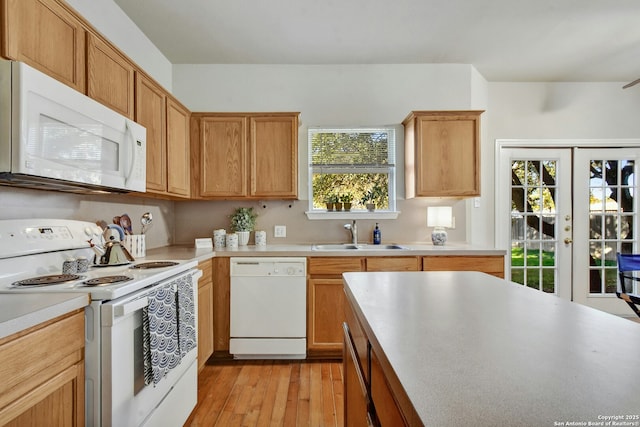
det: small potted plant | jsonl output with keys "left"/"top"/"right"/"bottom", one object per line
{"left": 340, "top": 193, "right": 354, "bottom": 211}
{"left": 361, "top": 185, "right": 383, "bottom": 211}
{"left": 325, "top": 194, "right": 338, "bottom": 211}
{"left": 229, "top": 207, "right": 258, "bottom": 245}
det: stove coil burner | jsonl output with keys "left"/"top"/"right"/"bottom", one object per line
{"left": 12, "top": 274, "right": 81, "bottom": 287}
{"left": 83, "top": 275, "right": 133, "bottom": 286}
{"left": 131, "top": 261, "right": 179, "bottom": 269}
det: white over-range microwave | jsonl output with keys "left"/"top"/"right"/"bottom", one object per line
{"left": 0, "top": 60, "right": 146, "bottom": 193}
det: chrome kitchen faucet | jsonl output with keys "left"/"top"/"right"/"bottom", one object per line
{"left": 344, "top": 220, "right": 358, "bottom": 245}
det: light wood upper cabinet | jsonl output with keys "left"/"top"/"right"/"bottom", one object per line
{"left": 403, "top": 110, "right": 483, "bottom": 198}
{"left": 250, "top": 115, "right": 298, "bottom": 198}
{"left": 135, "top": 72, "right": 167, "bottom": 193}
{"left": 166, "top": 97, "right": 191, "bottom": 197}
{"left": 2, "top": 0, "right": 86, "bottom": 92}
{"left": 87, "top": 32, "right": 135, "bottom": 119}
{"left": 191, "top": 113, "right": 299, "bottom": 199}
{"left": 194, "top": 115, "right": 248, "bottom": 198}
{"left": 135, "top": 74, "right": 190, "bottom": 198}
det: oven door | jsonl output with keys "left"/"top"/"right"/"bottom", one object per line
{"left": 100, "top": 268, "right": 200, "bottom": 427}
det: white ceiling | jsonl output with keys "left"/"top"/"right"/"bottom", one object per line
{"left": 113, "top": 0, "right": 640, "bottom": 83}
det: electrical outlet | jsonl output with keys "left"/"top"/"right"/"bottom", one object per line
{"left": 274, "top": 225, "right": 286, "bottom": 237}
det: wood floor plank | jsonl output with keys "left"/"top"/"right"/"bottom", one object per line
{"left": 308, "top": 362, "right": 324, "bottom": 426}
{"left": 255, "top": 363, "right": 282, "bottom": 427}
{"left": 243, "top": 362, "right": 273, "bottom": 426}
{"left": 186, "top": 360, "right": 343, "bottom": 427}
{"left": 331, "top": 362, "right": 344, "bottom": 426}
{"left": 296, "top": 362, "right": 311, "bottom": 426}
{"left": 187, "top": 363, "right": 243, "bottom": 426}
{"left": 283, "top": 363, "right": 300, "bottom": 426}
{"left": 271, "top": 363, "right": 293, "bottom": 425}
{"left": 321, "top": 363, "right": 336, "bottom": 426}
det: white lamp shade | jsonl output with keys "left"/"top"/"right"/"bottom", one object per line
{"left": 427, "top": 206, "right": 453, "bottom": 228}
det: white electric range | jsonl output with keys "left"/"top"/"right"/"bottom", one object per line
{"left": 0, "top": 219, "right": 201, "bottom": 427}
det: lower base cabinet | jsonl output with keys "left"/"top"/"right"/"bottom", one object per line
{"left": 308, "top": 257, "right": 419, "bottom": 358}
{"left": 370, "top": 349, "right": 406, "bottom": 427}
{"left": 197, "top": 259, "right": 214, "bottom": 369}
{"left": 343, "top": 323, "right": 373, "bottom": 427}
{"left": 0, "top": 310, "right": 85, "bottom": 426}
{"left": 344, "top": 299, "right": 408, "bottom": 427}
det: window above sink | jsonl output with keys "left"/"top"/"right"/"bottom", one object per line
{"left": 307, "top": 126, "right": 399, "bottom": 219}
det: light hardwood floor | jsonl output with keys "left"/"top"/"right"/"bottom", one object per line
{"left": 186, "top": 360, "right": 344, "bottom": 427}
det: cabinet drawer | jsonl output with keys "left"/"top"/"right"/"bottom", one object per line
{"left": 423, "top": 255, "right": 504, "bottom": 276}
{"left": 308, "top": 257, "right": 364, "bottom": 275}
{"left": 366, "top": 257, "right": 420, "bottom": 272}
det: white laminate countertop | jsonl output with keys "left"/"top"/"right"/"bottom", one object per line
{"left": 151, "top": 242, "right": 505, "bottom": 258}
{"left": 343, "top": 271, "right": 640, "bottom": 426}
{"left": 0, "top": 244, "right": 502, "bottom": 341}
{"left": 0, "top": 293, "right": 89, "bottom": 340}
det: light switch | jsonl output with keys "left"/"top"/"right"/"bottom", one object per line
{"left": 274, "top": 225, "right": 286, "bottom": 237}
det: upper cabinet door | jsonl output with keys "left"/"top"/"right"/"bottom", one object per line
{"left": 193, "top": 113, "right": 299, "bottom": 200}
{"left": 166, "top": 97, "right": 191, "bottom": 197}
{"left": 198, "top": 116, "right": 247, "bottom": 198}
{"left": 249, "top": 114, "right": 298, "bottom": 199}
{"left": 404, "top": 110, "right": 483, "bottom": 198}
{"left": 2, "top": 0, "right": 86, "bottom": 92}
{"left": 135, "top": 72, "right": 167, "bottom": 193}
{"left": 86, "top": 33, "right": 135, "bottom": 119}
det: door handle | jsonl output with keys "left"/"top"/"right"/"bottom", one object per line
{"left": 114, "top": 296, "right": 148, "bottom": 317}
{"left": 564, "top": 237, "right": 573, "bottom": 244}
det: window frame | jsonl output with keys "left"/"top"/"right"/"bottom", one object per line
{"left": 305, "top": 126, "right": 400, "bottom": 220}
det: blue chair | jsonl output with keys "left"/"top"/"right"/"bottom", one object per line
{"left": 616, "top": 253, "right": 640, "bottom": 318}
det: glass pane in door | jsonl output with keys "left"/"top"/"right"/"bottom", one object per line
{"left": 510, "top": 160, "right": 558, "bottom": 294}
{"left": 587, "top": 159, "right": 636, "bottom": 295}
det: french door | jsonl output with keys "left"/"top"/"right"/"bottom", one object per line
{"left": 497, "top": 143, "right": 640, "bottom": 315}
{"left": 573, "top": 148, "right": 639, "bottom": 313}
{"left": 497, "top": 148, "right": 573, "bottom": 300}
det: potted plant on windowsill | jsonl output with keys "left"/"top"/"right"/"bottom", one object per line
{"left": 230, "top": 207, "right": 258, "bottom": 245}
{"left": 361, "top": 185, "right": 383, "bottom": 212}
{"left": 340, "top": 193, "right": 354, "bottom": 211}
{"left": 325, "top": 194, "right": 338, "bottom": 211}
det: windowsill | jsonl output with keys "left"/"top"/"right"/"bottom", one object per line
{"left": 305, "top": 210, "right": 400, "bottom": 220}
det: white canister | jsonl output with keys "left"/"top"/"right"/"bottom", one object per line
{"left": 213, "top": 229, "right": 226, "bottom": 248}
{"left": 255, "top": 230, "right": 267, "bottom": 246}
{"left": 123, "top": 234, "right": 146, "bottom": 258}
{"left": 226, "top": 233, "right": 238, "bottom": 249}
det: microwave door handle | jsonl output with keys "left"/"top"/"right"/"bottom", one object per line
{"left": 124, "top": 121, "right": 136, "bottom": 186}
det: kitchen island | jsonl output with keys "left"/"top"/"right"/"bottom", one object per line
{"left": 343, "top": 271, "right": 640, "bottom": 426}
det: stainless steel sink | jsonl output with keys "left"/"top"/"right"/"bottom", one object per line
{"left": 311, "top": 243, "right": 407, "bottom": 251}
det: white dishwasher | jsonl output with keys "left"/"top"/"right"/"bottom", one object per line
{"left": 230, "top": 257, "right": 307, "bottom": 359}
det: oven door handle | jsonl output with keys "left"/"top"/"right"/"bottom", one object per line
{"left": 114, "top": 296, "right": 149, "bottom": 317}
